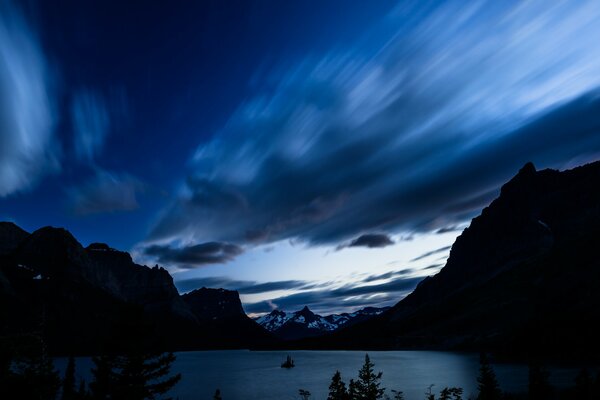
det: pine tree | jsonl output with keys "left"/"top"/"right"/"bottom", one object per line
{"left": 62, "top": 356, "right": 76, "bottom": 400}
{"left": 13, "top": 347, "right": 61, "bottom": 400}
{"left": 328, "top": 370, "right": 349, "bottom": 400}
{"left": 354, "top": 354, "right": 385, "bottom": 400}
{"left": 425, "top": 384, "right": 435, "bottom": 400}
{"left": 528, "top": 362, "right": 550, "bottom": 400}
{"left": 575, "top": 369, "right": 593, "bottom": 400}
{"left": 0, "top": 332, "right": 60, "bottom": 399}
{"left": 90, "top": 355, "right": 117, "bottom": 399}
{"left": 77, "top": 379, "right": 89, "bottom": 399}
{"left": 213, "top": 388, "right": 222, "bottom": 400}
{"left": 390, "top": 389, "right": 404, "bottom": 400}
{"left": 299, "top": 388, "right": 311, "bottom": 400}
{"left": 476, "top": 353, "right": 501, "bottom": 400}
{"left": 112, "top": 351, "right": 181, "bottom": 400}
{"left": 439, "top": 387, "right": 463, "bottom": 400}
{"left": 349, "top": 379, "right": 358, "bottom": 400}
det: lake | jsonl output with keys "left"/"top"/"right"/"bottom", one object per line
{"left": 55, "top": 350, "right": 585, "bottom": 399}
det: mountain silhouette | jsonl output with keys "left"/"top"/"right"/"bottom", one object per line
{"left": 0, "top": 224, "right": 271, "bottom": 354}
{"left": 303, "top": 161, "right": 600, "bottom": 361}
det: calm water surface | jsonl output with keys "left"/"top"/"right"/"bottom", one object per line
{"left": 55, "top": 350, "right": 583, "bottom": 399}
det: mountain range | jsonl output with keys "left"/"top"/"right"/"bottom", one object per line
{"left": 255, "top": 306, "right": 389, "bottom": 340}
{"left": 0, "top": 225, "right": 271, "bottom": 354}
{"left": 2, "top": 160, "right": 600, "bottom": 360}
{"left": 302, "top": 161, "right": 600, "bottom": 361}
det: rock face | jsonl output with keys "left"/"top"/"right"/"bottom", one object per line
{"left": 182, "top": 288, "right": 272, "bottom": 346}
{"left": 0, "top": 222, "right": 29, "bottom": 256}
{"left": 256, "top": 306, "right": 389, "bottom": 340}
{"left": 0, "top": 225, "right": 270, "bottom": 354}
{"left": 315, "top": 161, "right": 600, "bottom": 361}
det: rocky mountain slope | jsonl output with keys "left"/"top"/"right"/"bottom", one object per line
{"left": 0, "top": 224, "right": 271, "bottom": 354}
{"left": 256, "top": 306, "right": 388, "bottom": 340}
{"left": 308, "top": 161, "right": 600, "bottom": 361}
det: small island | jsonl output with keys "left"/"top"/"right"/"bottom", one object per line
{"left": 281, "top": 355, "right": 295, "bottom": 369}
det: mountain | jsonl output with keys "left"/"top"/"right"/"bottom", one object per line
{"left": 182, "top": 288, "right": 272, "bottom": 346}
{"left": 309, "top": 161, "right": 600, "bottom": 361}
{"left": 256, "top": 306, "right": 389, "bottom": 340}
{"left": 0, "top": 224, "right": 270, "bottom": 354}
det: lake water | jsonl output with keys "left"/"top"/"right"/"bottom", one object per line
{"left": 55, "top": 350, "right": 585, "bottom": 399}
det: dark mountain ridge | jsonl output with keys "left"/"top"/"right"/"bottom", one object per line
{"left": 302, "top": 161, "right": 600, "bottom": 361}
{"left": 0, "top": 224, "right": 271, "bottom": 354}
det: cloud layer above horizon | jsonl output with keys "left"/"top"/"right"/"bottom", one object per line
{"left": 145, "top": 1, "right": 600, "bottom": 269}
{"left": 0, "top": 1, "right": 59, "bottom": 197}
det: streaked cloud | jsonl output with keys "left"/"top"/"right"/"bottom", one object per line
{"left": 244, "top": 276, "right": 425, "bottom": 314}
{"left": 0, "top": 1, "right": 59, "bottom": 196}
{"left": 71, "top": 89, "right": 110, "bottom": 162}
{"left": 70, "top": 88, "right": 127, "bottom": 163}
{"left": 143, "top": 241, "right": 244, "bottom": 268}
{"left": 175, "top": 276, "right": 313, "bottom": 294}
{"left": 68, "top": 170, "right": 142, "bottom": 215}
{"left": 148, "top": 1, "right": 600, "bottom": 253}
{"left": 343, "top": 233, "right": 395, "bottom": 249}
{"left": 410, "top": 245, "right": 452, "bottom": 262}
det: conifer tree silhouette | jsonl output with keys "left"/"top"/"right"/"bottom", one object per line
{"left": 328, "top": 370, "right": 349, "bottom": 400}
{"left": 354, "top": 354, "right": 384, "bottom": 400}
{"left": 62, "top": 356, "right": 76, "bottom": 400}
{"left": 476, "top": 353, "right": 501, "bottom": 400}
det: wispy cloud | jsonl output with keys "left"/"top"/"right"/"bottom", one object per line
{"left": 0, "top": 1, "right": 59, "bottom": 196}
{"left": 68, "top": 170, "right": 142, "bottom": 215}
{"left": 148, "top": 1, "right": 600, "bottom": 251}
{"left": 71, "top": 89, "right": 110, "bottom": 162}
{"left": 410, "top": 245, "right": 452, "bottom": 262}
{"left": 244, "top": 276, "right": 425, "bottom": 314}
{"left": 143, "top": 242, "right": 243, "bottom": 269}
{"left": 337, "top": 233, "right": 395, "bottom": 250}
{"left": 174, "top": 276, "right": 313, "bottom": 294}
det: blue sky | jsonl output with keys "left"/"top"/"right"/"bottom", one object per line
{"left": 2, "top": 0, "right": 600, "bottom": 315}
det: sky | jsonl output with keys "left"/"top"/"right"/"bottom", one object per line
{"left": 2, "top": 0, "right": 600, "bottom": 315}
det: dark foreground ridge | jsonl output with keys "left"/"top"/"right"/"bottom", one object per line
{"left": 0, "top": 225, "right": 273, "bottom": 354}
{"left": 298, "top": 161, "right": 600, "bottom": 361}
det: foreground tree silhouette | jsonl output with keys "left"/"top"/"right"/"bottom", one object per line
{"left": 349, "top": 379, "right": 358, "bottom": 399}
{"left": 90, "top": 355, "right": 117, "bottom": 399}
{"left": 328, "top": 370, "right": 349, "bottom": 400}
{"left": 439, "top": 387, "right": 463, "bottom": 400}
{"left": 0, "top": 332, "right": 61, "bottom": 399}
{"left": 476, "top": 353, "right": 501, "bottom": 400}
{"left": 528, "top": 362, "right": 551, "bottom": 400}
{"left": 62, "top": 356, "right": 77, "bottom": 400}
{"left": 574, "top": 369, "right": 595, "bottom": 400}
{"left": 89, "top": 311, "right": 181, "bottom": 400}
{"left": 354, "top": 354, "right": 384, "bottom": 400}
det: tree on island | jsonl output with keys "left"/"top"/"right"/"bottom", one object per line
{"left": 354, "top": 354, "right": 384, "bottom": 400}
{"left": 476, "top": 353, "right": 501, "bottom": 400}
{"left": 213, "top": 388, "right": 222, "bottom": 400}
{"left": 328, "top": 370, "right": 349, "bottom": 400}
{"left": 299, "top": 388, "right": 311, "bottom": 399}
{"left": 389, "top": 389, "right": 404, "bottom": 400}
